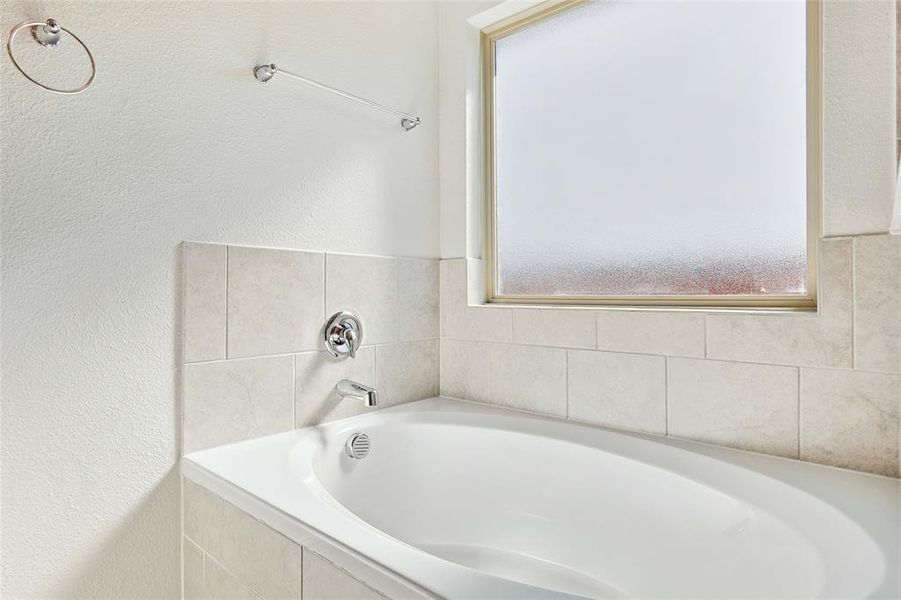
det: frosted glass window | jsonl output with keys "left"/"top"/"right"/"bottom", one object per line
{"left": 488, "top": 1, "right": 814, "bottom": 305}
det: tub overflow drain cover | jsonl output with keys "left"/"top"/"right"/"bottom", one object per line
{"left": 345, "top": 433, "right": 370, "bottom": 460}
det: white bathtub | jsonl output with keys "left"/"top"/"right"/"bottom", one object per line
{"left": 183, "top": 397, "right": 900, "bottom": 599}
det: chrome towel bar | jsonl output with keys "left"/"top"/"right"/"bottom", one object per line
{"left": 253, "top": 63, "right": 420, "bottom": 131}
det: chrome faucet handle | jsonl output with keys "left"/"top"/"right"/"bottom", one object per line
{"left": 324, "top": 311, "right": 363, "bottom": 360}
{"left": 344, "top": 328, "right": 357, "bottom": 359}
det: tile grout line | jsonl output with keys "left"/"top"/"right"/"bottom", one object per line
{"left": 322, "top": 252, "right": 329, "bottom": 330}
{"left": 435, "top": 337, "right": 826, "bottom": 370}
{"left": 179, "top": 246, "right": 189, "bottom": 596}
{"left": 186, "top": 350, "right": 319, "bottom": 365}
{"left": 395, "top": 256, "right": 401, "bottom": 349}
{"left": 436, "top": 263, "right": 442, "bottom": 395}
{"left": 703, "top": 314, "right": 709, "bottom": 357}
{"left": 664, "top": 356, "right": 669, "bottom": 436}
{"left": 211, "top": 240, "right": 430, "bottom": 261}
{"left": 180, "top": 481, "right": 187, "bottom": 598}
{"left": 437, "top": 336, "right": 901, "bottom": 374}
{"left": 564, "top": 349, "right": 569, "bottom": 419}
{"left": 184, "top": 340, "right": 442, "bottom": 367}
{"left": 437, "top": 261, "right": 443, "bottom": 397}
{"left": 292, "top": 354, "right": 297, "bottom": 429}
{"left": 225, "top": 245, "right": 230, "bottom": 360}
{"left": 850, "top": 237, "right": 857, "bottom": 370}
{"left": 202, "top": 549, "right": 265, "bottom": 598}
{"left": 200, "top": 545, "right": 206, "bottom": 595}
{"left": 182, "top": 534, "right": 207, "bottom": 595}
{"left": 182, "top": 532, "right": 205, "bottom": 551}
{"left": 797, "top": 368, "right": 802, "bottom": 460}
{"left": 374, "top": 344, "right": 380, "bottom": 391}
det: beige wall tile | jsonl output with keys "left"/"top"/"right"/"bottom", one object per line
{"left": 512, "top": 309, "right": 596, "bottom": 349}
{"left": 706, "top": 239, "right": 853, "bottom": 368}
{"left": 854, "top": 235, "right": 901, "bottom": 373}
{"left": 595, "top": 311, "right": 705, "bottom": 357}
{"left": 184, "top": 243, "right": 227, "bottom": 362}
{"left": 183, "top": 480, "right": 302, "bottom": 600}
{"left": 801, "top": 368, "right": 900, "bottom": 477}
{"left": 667, "top": 358, "right": 799, "bottom": 457}
{"left": 294, "top": 348, "right": 376, "bottom": 428}
{"left": 398, "top": 258, "right": 439, "bottom": 340}
{"left": 440, "top": 260, "right": 512, "bottom": 342}
{"left": 326, "top": 254, "right": 398, "bottom": 345}
{"left": 567, "top": 350, "right": 666, "bottom": 434}
{"left": 184, "top": 355, "right": 294, "bottom": 452}
{"left": 376, "top": 341, "right": 438, "bottom": 406}
{"left": 184, "top": 479, "right": 226, "bottom": 560}
{"left": 440, "top": 339, "right": 566, "bottom": 416}
{"left": 443, "top": 304, "right": 514, "bottom": 342}
{"left": 303, "top": 550, "right": 384, "bottom": 600}
{"left": 227, "top": 246, "right": 324, "bottom": 358}
{"left": 203, "top": 557, "right": 262, "bottom": 600}
{"left": 439, "top": 339, "right": 492, "bottom": 403}
{"left": 183, "top": 537, "right": 204, "bottom": 600}
{"left": 491, "top": 343, "right": 566, "bottom": 416}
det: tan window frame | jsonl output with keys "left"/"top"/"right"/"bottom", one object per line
{"left": 481, "top": 0, "right": 822, "bottom": 309}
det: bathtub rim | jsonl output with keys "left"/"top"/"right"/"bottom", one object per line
{"left": 182, "top": 396, "right": 901, "bottom": 599}
{"left": 181, "top": 461, "right": 439, "bottom": 599}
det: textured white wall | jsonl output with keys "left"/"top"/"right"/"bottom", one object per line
{"left": 0, "top": 2, "right": 438, "bottom": 597}
{"left": 438, "top": 0, "right": 500, "bottom": 258}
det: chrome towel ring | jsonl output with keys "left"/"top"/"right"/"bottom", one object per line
{"left": 6, "top": 19, "right": 96, "bottom": 95}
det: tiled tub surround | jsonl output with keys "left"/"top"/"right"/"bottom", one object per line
{"left": 182, "top": 242, "right": 438, "bottom": 599}
{"left": 440, "top": 235, "right": 901, "bottom": 478}
{"left": 182, "top": 242, "right": 439, "bottom": 453}
{"left": 183, "top": 479, "right": 391, "bottom": 600}
{"left": 179, "top": 237, "right": 899, "bottom": 599}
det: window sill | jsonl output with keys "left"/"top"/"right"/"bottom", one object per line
{"left": 480, "top": 300, "right": 819, "bottom": 316}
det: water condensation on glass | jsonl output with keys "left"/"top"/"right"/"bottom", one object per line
{"left": 494, "top": 1, "right": 808, "bottom": 297}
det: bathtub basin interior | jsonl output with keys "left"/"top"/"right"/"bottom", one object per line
{"left": 313, "top": 429, "right": 817, "bottom": 598}
{"left": 184, "top": 397, "right": 900, "bottom": 600}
